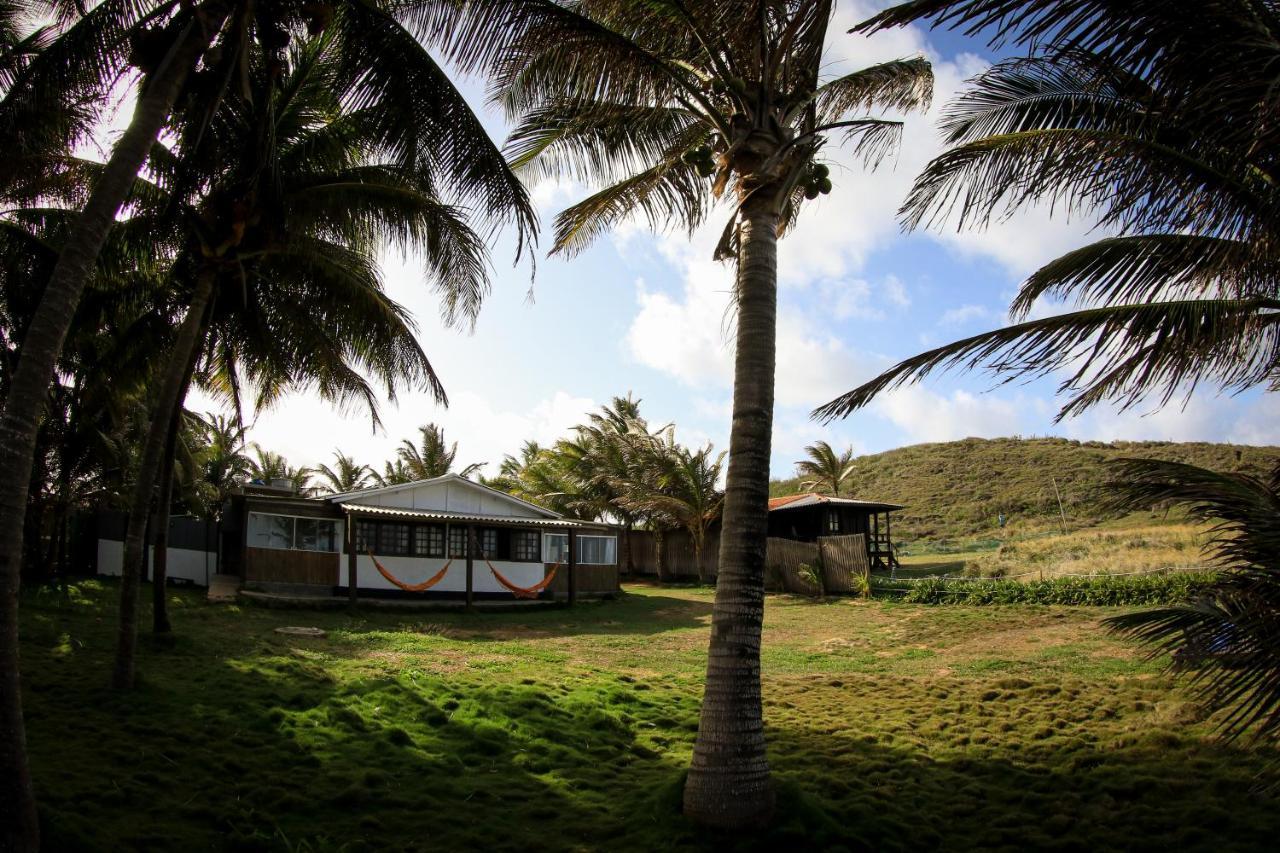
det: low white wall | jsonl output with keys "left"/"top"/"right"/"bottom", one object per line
{"left": 96, "top": 540, "right": 216, "bottom": 587}
{"left": 354, "top": 554, "right": 546, "bottom": 594}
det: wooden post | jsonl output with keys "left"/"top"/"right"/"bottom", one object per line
{"left": 873, "top": 512, "right": 880, "bottom": 568}
{"left": 465, "top": 525, "right": 475, "bottom": 611}
{"left": 565, "top": 525, "right": 576, "bottom": 604}
{"left": 885, "top": 511, "right": 893, "bottom": 569}
{"left": 346, "top": 514, "right": 357, "bottom": 605}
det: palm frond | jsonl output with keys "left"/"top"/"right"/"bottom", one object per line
{"left": 903, "top": 126, "right": 1264, "bottom": 243}
{"left": 814, "top": 57, "right": 933, "bottom": 123}
{"left": 332, "top": 0, "right": 538, "bottom": 252}
{"left": 1102, "top": 456, "right": 1280, "bottom": 741}
{"left": 551, "top": 155, "right": 709, "bottom": 256}
{"left": 505, "top": 98, "right": 705, "bottom": 185}
{"left": 814, "top": 298, "right": 1280, "bottom": 423}
{"left": 1009, "top": 234, "right": 1266, "bottom": 320}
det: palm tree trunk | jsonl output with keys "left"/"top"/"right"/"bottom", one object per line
{"left": 151, "top": 398, "right": 186, "bottom": 635}
{"left": 693, "top": 537, "right": 705, "bottom": 585}
{"left": 114, "top": 270, "right": 215, "bottom": 688}
{"left": 683, "top": 207, "right": 778, "bottom": 828}
{"left": 0, "top": 10, "right": 226, "bottom": 844}
{"left": 622, "top": 521, "right": 634, "bottom": 576}
{"left": 654, "top": 527, "right": 666, "bottom": 583}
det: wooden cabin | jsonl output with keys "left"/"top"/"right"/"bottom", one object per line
{"left": 626, "top": 492, "right": 904, "bottom": 577}
{"left": 767, "top": 494, "right": 902, "bottom": 570}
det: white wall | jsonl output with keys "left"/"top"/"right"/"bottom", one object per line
{"left": 352, "top": 553, "right": 548, "bottom": 594}
{"left": 349, "top": 480, "right": 545, "bottom": 518}
{"left": 96, "top": 540, "right": 216, "bottom": 587}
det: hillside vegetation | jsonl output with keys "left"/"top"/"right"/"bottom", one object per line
{"left": 771, "top": 437, "right": 1280, "bottom": 545}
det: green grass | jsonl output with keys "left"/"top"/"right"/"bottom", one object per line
{"left": 20, "top": 579, "right": 1280, "bottom": 851}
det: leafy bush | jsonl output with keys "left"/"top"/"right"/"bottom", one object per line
{"left": 874, "top": 572, "right": 1218, "bottom": 606}
{"left": 796, "top": 562, "right": 823, "bottom": 596}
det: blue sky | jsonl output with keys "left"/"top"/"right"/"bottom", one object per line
{"left": 206, "top": 1, "right": 1280, "bottom": 481}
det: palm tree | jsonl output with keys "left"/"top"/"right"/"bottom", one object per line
{"left": 572, "top": 396, "right": 659, "bottom": 574}
{"left": 247, "top": 445, "right": 313, "bottom": 493}
{"left": 192, "top": 413, "right": 249, "bottom": 518}
{"left": 819, "top": 3, "right": 1280, "bottom": 424}
{"left": 795, "top": 441, "right": 856, "bottom": 496}
{"left": 316, "top": 451, "right": 373, "bottom": 494}
{"left": 1104, "top": 458, "right": 1280, "bottom": 745}
{"left": 486, "top": 1, "right": 932, "bottom": 824}
{"left": 395, "top": 423, "right": 483, "bottom": 480}
{"left": 486, "top": 440, "right": 598, "bottom": 519}
{"left": 370, "top": 457, "right": 413, "bottom": 488}
{"left": 621, "top": 440, "right": 726, "bottom": 584}
{"left": 108, "top": 28, "right": 517, "bottom": 684}
{"left": 0, "top": 8, "right": 536, "bottom": 840}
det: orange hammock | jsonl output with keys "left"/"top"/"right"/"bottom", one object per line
{"left": 486, "top": 560, "right": 560, "bottom": 599}
{"left": 367, "top": 551, "right": 452, "bottom": 593}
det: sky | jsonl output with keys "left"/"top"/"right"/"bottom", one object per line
{"left": 193, "top": 1, "right": 1280, "bottom": 481}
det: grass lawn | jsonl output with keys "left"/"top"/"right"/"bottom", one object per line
{"left": 20, "top": 580, "right": 1279, "bottom": 851}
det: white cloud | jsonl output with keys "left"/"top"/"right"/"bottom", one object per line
{"left": 625, "top": 268, "right": 736, "bottom": 389}
{"left": 624, "top": 268, "right": 888, "bottom": 409}
{"left": 885, "top": 275, "right": 911, "bottom": 308}
{"left": 1060, "top": 394, "right": 1280, "bottom": 446}
{"left": 871, "top": 386, "right": 1025, "bottom": 443}
{"left": 939, "top": 303, "right": 993, "bottom": 326}
{"left": 194, "top": 387, "right": 595, "bottom": 479}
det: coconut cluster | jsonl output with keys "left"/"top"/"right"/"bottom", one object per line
{"left": 802, "top": 163, "right": 832, "bottom": 199}
{"left": 680, "top": 146, "right": 717, "bottom": 177}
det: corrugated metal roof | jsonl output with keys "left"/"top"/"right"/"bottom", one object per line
{"left": 341, "top": 504, "right": 597, "bottom": 527}
{"left": 768, "top": 493, "right": 904, "bottom": 511}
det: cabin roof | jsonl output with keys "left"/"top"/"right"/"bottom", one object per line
{"left": 768, "top": 493, "right": 904, "bottom": 512}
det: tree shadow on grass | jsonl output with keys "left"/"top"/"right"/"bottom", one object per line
{"left": 764, "top": 718, "right": 1280, "bottom": 852}
{"left": 329, "top": 588, "right": 716, "bottom": 641}
{"left": 26, "top": 581, "right": 1279, "bottom": 852}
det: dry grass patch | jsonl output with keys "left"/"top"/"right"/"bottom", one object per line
{"left": 967, "top": 524, "right": 1209, "bottom": 579}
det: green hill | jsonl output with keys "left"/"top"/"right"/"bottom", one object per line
{"left": 770, "top": 437, "right": 1280, "bottom": 545}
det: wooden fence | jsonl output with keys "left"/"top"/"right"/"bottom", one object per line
{"left": 764, "top": 534, "right": 869, "bottom": 597}
{"left": 818, "top": 534, "right": 870, "bottom": 594}
{"left": 626, "top": 528, "right": 717, "bottom": 580}
{"left": 629, "top": 529, "right": 870, "bottom": 597}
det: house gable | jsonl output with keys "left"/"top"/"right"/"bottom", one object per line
{"left": 330, "top": 475, "right": 559, "bottom": 519}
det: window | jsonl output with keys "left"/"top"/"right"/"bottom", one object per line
{"left": 579, "top": 535, "right": 617, "bottom": 565}
{"left": 542, "top": 533, "right": 616, "bottom": 565}
{"left": 354, "top": 520, "right": 377, "bottom": 552}
{"left": 448, "top": 526, "right": 469, "bottom": 558}
{"left": 414, "top": 524, "right": 445, "bottom": 557}
{"left": 512, "top": 530, "right": 540, "bottom": 562}
{"left": 249, "top": 513, "right": 294, "bottom": 550}
{"left": 248, "top": 512, "right": 340, "bottom": 553}
{"left": 826, "top": 511, "right": 841, "bottom": 534}
{"left": 545, "top": 533, "right": 568, "bottom": 564}
{"left": 296, "top": 518, "right": 338, "bottom": 552}
{"left": 476, "top": 528, "right": 500, "bottom": 559}
{"left": 379, "top": 523, "right": 411, "bottom": 556}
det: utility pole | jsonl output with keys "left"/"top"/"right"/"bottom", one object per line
{"left": 1051, "top": 477, "right": 1068, "bottom": 535}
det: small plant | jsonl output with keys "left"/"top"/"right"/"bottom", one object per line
{"left": 796, "top": 563, "right": 825, "bottom": 599}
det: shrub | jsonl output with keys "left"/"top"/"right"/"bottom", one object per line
{"left": 874, "top": 572, "right": 1218, "bottom": 606}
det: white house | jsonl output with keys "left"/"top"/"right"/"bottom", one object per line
{"left": 218, "top": 474, "right": 619, "bottom": 601}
